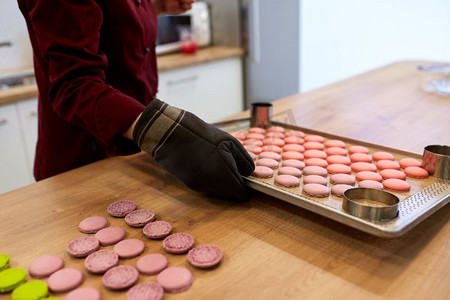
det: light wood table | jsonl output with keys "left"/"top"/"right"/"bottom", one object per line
{"left": 1, "top": 61, "right": 450, "bottom": 299}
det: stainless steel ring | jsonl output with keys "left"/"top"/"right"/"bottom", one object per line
{"left": 343, "top": 188, "right": 399, "bottom": 221}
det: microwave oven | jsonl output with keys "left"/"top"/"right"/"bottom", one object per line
{"left": 156, "top": 2, "right": 211, "bottom": 55}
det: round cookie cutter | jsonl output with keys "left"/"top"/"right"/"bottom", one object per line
{"left": 343, "top": 188, "right": 399, "bottom": 221}
{"left": 422, "top": 145, "right": 450, "bottom": 180}
{"left": 250, "top": 102, "right": 272, "bottom": 128}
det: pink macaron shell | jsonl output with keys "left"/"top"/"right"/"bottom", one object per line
{"left": 278, "top": 166, "right": 302, "bottom": 178}
{"left": 304, "top": 134, "right": 324, "bottom": 143}
{"left": 230, "top": 131, "right": 246, "bottom": 140}
{"left": 113, "top": 239, "right": 145, "bottom": 259}
{"left": 259, "top": 151, "right": 282, "bottom": 161}
{"left": 305, "top": 158, "right": 328, "bottom": 168}
{"left": 376, "top": 160, "right": 401, "bottom": 170}
{"left": 107, "top": 200, "right": 137, "bottom": 217}
{"left": 78, "top": 216, "right": 109, "bottom": 233}
{"left": 399, "top": 157, "right": 422, "bottom": 169}
{"left": 256, "top": 158, "right": 279, "bottom": 169}
{"left": 285, "top": 130, "right": 305, "bottom": 138}
{"left": 282, "top": 144, "right": 305, "bottom": 153}
{"left": 380, "top": 169, "right": 406, "bottom": 180}
{"left": 28, "top": 255, "right": 64, "bottom": 279}
{"left": 404, "top": 166, "right": 429, "bottom": 179}
{"left": 355, "top": 171, "right": 383, "bottom": 182}
{"left": 327, "top": 164, "right": 352, "bottom": 175}
{"left": 244, "top": 145, "right": 262, "bottom": 154}
{"left": 326, "top": 147, "right": 348, "bottom": 156}
{"left": 284, "top": 136, "right": 304, "bottom": 145}
{"left": 243, "top": 139, "right": 264, "bottom": 146}
{"left": 263, "top": 137, "right": 285, "bottom": 146}
{"left": 143, "top": 220, "right": 173, "bottom": 239}
{"left": 281, "top": 151, "right": 304, "bottom": 161}
{"left": 358, "top": 180, "right": 384, "bottom": 190}
{"left": 350, "top": 153, "right": 373, "bottom": 163}
{"left": 261, "top": 145, "right": 282, "bottom": 154}
{"left": 326, "top": 155, "right": 351, "bottom": 166}
{"left": 126, "top": 282, "right": 164, "bottom": 300}
{"left": 372, "top": 151, "right": 395, "bottom": 161}
{"left": 247, "top": 151, "right": 257, "bottom": 160}
{"left": 246, "top": 132, "right": 265, "bottom": 140}
{"left": 383, "top": 178, "right": 411, "bottom": 192}
{"left": 282, "top": 159, "right": 306, "bottom": 170}
{"left": 252, "top": 166, "right": 274, "bottom": 178}
{"left": 267, "top": 126, "right": 285, "bottom": 133}
{"left": 304, "top": 149, "right": 327, "bottom": 159}
{"left": 351, "top": 162, "right": 377, "bottom": 173}
{"left": 302, "top": 166, "right": 328, "bottom": 177}
{"left": 156, "top": 267, "right": 193, "bottom": 293}
{"left": 348, "top": 145, "right": 369, "bottom": 155}
{"left": 303, "top": 175, "right": 328, "bottom": 186}
{"left": 66, "top": 236, "right": 100, "bottom": 258}
{"left": 84, "top": 249, "right": 119, "bottom": 274}
{"left": 265, "top": 131, "right": 285, "bottom": 139}
{"left": 248, "top": 127, "right": 266, "bottom": 134}
{"left": 324, "top": 139, "right": 346, "bottom": 148}
{"left": 329, "top": 174, "right": 355, "bottom": 185}
{"left": 47, "top": 268, "right": 84, "bottom": 293}
{"left": 65, "top": 287, "right": 101, "bottom": 300}
{"left": 302, "top": 183, "right": 330, "bottom": 198}
{"left": 274, "top": 174, "right": 300, "bottom": 188}
{"left": 303, "top": 141, "right": 324, "bottom": 150}
{"left": 187, "top": 245, "right": 223, "bottom": 269}
{"left": 102, "top": 265, "right": 139, "bottom": 291}
{"left": 136, "top": 253, "right": 168, "bottom": 276}
{"left": 125, "top": 209, "right": 156, "bottom": 227}
{"left": 163, "top": 233, "right": 195, "bottom": 254}
{"left": 94, "top": 226, "right": 126, "bottom": 246}
{"left": 331, "top": 184, "right": 354, "bottom": 197}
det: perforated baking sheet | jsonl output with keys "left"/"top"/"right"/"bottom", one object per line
{"left": 216, "top": 119, "right": 450, "bottom": 238}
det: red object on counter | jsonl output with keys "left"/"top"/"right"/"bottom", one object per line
{"left": 181, "top": 41, "right": 198, "bottom": 54}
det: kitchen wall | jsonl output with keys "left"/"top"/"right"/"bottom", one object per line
{"left": 300, "top": 0, "right": 450, "bottom": 92}
{"left": 0, "top": 1, "right": 32, "bottom": 73}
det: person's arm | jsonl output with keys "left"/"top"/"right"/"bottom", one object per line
{"left": 22, "top": 0, "right": 145, "bottom": 148}
{"left": 152, "top": 0, "right": 195, "bottom": 15}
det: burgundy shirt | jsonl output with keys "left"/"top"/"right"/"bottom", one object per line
{"left": 18, "top": 0, "right": 158, "bottom": 180}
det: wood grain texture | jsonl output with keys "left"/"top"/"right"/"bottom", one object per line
{"left": 1, "top": 61, "right": 450, "bottom": 300}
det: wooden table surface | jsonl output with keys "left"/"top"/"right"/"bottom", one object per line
{"left": 1, "top": 61, "right": 450, "bottom": 299}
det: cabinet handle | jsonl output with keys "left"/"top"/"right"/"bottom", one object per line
{"left": 29, "top": 111, "right": 37, "bottom": 117}
{"left": 0, "top": 118, "right": 7, "bottom": 125}
{"left": 167, "top": 75, "right": 198, "bottom": 86}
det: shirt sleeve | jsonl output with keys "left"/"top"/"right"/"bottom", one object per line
{"left": 26, "top": 0, "right": 145, "bottom": 146}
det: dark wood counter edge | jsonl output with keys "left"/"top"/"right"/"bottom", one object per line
{"left": 0, "top": 46, "right": 245, "bottom": 106}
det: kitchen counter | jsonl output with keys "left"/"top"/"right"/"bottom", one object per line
{"left": 1, "top": 61, "right": 450, "bottom": 299}
{"left": 0, "top": 46, "right": 244, "bottom": 106}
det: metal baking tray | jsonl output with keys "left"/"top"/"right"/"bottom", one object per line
{"left": 216, "top": 118, "right": 450, "bottom": 238}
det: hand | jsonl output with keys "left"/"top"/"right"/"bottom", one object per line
{"left": 133, "top": 99, "right": 255, "bottom": 201}
{"left": 153, "top": 0, "right": 196, "bottom": 15}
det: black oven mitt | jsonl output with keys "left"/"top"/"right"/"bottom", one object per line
{"left": 133, "top": 99, "right": 255, "bottom": 201}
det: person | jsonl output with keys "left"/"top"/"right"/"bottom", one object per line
{"left": 17, "top": 0, "right": 254, "bottom": 201}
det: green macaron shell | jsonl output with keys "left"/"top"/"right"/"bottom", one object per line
{"left": 0, "top": 254, "right": 10, "bottom": 271}
{"left": 0, "top": 268, "right": 27, "bottom": 293}
{"left": 12, "top": 280, "right": 48, "bottom": 300}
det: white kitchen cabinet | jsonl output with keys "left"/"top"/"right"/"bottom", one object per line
{"left": 157, "top": 57, "right": 243, "bottom": 123}
{"left": 16, "top": 98, "right": 38, "bottom": 182}
{"left": 0, "top": 101, "right": 33, "bottom": 193}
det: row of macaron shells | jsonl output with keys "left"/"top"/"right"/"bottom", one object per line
{"left": 231, "top": 126, "right": 429, "bottom": 197}
{"left": 19, "top": 200, "right": 223, "bottom": 299}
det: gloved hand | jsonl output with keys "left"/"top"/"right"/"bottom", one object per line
{"left": 133, "top": 99, "right": 255, "bottom": 201}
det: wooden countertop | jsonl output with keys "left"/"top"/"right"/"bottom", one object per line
{"left": 0, "top": 46, "right": 244, "bottom": 106}
{"left": 1, "top": 61, "right": 450, "bottom": 299}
